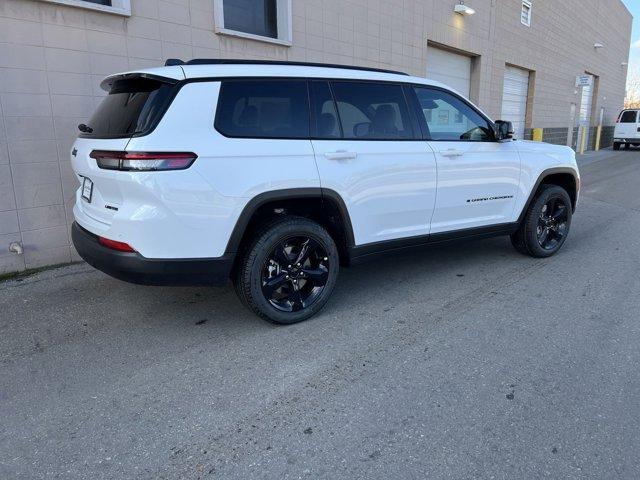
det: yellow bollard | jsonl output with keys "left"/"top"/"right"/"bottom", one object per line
{"left": 532, "top": 128, "right": 543, "bottom": 142}
{"left": 579, "top": 126, "right": 587, "bottom": 155}
{"left": 595, "top": 125, "right": 602, "bottom": 151}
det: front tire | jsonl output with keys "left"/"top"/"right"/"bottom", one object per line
{"left": 511, "top": 185, "right": 572, "bottom": 258}
{"left": 613, "top": 142, "right": 621, "bottom": 151}
{"left": 233, "top": 216, "right": 339, "bottom": 324}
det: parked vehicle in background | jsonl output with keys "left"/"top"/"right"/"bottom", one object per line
{"left": 614, "top": 109, "right": 640, "bottom": 150}
{"left": 70, "top": 60, "right": 580, "bottom": 324}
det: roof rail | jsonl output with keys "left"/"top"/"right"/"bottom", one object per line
{"left": 164, "top": 58, "right": 408, "bottom": 76}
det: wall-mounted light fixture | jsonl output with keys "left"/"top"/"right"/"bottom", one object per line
{"left": 454, "top": 1, "right": 475, "bottom": 16}
{"left": 593, "top": 43, "right": 604, "bottom": 49}
{"left": 621, "top": 62, "right": 628, "bottom": 67}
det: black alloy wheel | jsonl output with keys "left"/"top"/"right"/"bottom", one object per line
{"left": 261, "top": 236, "right": 330, "bottom": 312}
{"left": 536, "top": 197, "right": 569, "bottom": 251}
{"left": 234, "top": 216, "right": 339, "bottom": 324}
{"left": 511, "top": 184, "right": 573, "bottom": 258}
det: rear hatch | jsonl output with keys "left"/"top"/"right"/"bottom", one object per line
{"left": 71, "top": 68, "right": 184, "bottom": 227}
{"left": 615, "top": 110, "right": 640, "bottom": 140}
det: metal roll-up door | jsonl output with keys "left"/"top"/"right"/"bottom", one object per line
{"left": 426, "top": 47, "right": 472, "bottom": 99}
{"left": 501, "top": 66, "right": 530, "bottom": 140}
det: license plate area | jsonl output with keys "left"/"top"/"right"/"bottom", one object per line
{"left": 82, "top": 177, "right": 93, "bottom": 203}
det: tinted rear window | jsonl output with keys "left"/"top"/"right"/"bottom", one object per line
{"left": 215, "top": 80, "right": 310, "bottom": 138}
{"left": 81, "top": 78, "right": 174, "bottom": 138}
{"left": 620, "top": 111, "right": 638, "bottom": 123}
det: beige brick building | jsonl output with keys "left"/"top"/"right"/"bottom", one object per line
{"left": 0, "top": 0, "right": 633, "bottom": 274}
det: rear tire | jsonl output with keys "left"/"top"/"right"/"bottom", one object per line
{"left": 613, "top": 142, "right": 621, "bottom": 151}
{"left": 233, "top": 216, "right": 339, "bottom": 324}
{"left": 511, "top": 185, "right": 572, "bottom": 258}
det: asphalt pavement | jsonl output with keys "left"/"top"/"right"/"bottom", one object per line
{"left": 1, "top": 148, "right": 640, "bottom": 479}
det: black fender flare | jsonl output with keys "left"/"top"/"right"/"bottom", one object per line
{"left": 516, "top": 167, "right": 579, "bottom": 225}
{"left": 224, "top": 188, "right": 355, "bottom": 255}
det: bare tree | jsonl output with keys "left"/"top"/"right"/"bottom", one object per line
{"left": 626, "top": 72, "right": 640, "bottom": 109}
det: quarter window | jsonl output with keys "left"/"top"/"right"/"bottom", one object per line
{"left": 619, "top": 111, "right": 638, "bottom": 123}
{"left": 215, "top": 80, "right": 310, "bottom": 139}
{"left": 330, "top": 82, "right": 415, "bottom": 140}
{"left": 414, "top": 87, "right": 494, "bottom": 142}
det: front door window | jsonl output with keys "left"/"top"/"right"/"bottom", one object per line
{"left": 414, "top": 87, "right": 494, "bottom": 142}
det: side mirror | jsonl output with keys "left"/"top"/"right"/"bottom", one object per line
{"left": 495, "top": 120, "right": 514, "bottom": 141}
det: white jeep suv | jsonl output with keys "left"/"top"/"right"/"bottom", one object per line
{"left": 71, "top": 59, "right": 580, "bottom": 324}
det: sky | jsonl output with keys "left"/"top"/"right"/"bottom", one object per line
{"left": 623, "top": 0, "right": 640, "bottom": 87}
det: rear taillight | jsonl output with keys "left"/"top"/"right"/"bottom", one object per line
{"left": 90, "top": 151, "right": 197, "bottom": 171}
{"left": 98, "top": 236, "right": 136, "bottom": 252}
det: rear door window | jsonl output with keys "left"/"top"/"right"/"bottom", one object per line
{"left": 619, "top": 111, "right": 638, "bottom": 123}
{"left": 215, "top": 80, "right": 310, "bottom": 138}
{"left": 81, "top": 77, "right": 174, "bottom": 138}
{"left": 309, "top": 81, "right": 342, "bottom": 139}
{"left": 330, "top": 81, "right": 416, "bottom": 140}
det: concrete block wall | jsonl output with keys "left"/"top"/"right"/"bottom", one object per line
{"left": 492, "top": 0, "right": 632, "bottom": 129}
{"left": 523, "top": 128, "right": 572, "bottom": 147}
{"left": 0, "top": 0, "right": 633, "bottom": 274}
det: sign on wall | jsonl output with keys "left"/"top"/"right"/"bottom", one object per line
{"left": 575, "top": 75, "right": 593, "bottom": 88}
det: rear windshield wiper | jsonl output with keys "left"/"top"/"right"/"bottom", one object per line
{"left": 78, "top": 123, "right": 93, "bottom": 133}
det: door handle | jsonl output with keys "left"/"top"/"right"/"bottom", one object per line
{"left": 441, "top": 149, "right": 465, "bottom": 158}
{"left": 324, "top": 150, "right": 357, "bottom": 161}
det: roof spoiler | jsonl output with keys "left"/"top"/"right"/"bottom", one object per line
{"left": 100, "top": 72, "right": 181, "bottom": 92}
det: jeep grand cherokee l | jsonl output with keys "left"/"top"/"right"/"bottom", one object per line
{"left": 71, "top": 60, "right": 580, "bottom": 324}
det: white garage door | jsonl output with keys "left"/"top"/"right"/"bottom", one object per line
{"left": 501, "top": 66, "right": 530, "bottom": 140}
{"left": 426, "top": 47, "right": 471, "bottom": 98}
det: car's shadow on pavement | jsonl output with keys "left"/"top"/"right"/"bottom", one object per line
{"left": 1, "top": 233, "right": 557, "bottom": 365}
{"left": 96, "top": 235, "right": 528, "bottom": 331}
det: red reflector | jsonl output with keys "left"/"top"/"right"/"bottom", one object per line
{"left": 98, "top": 236, "right": 136, "bottom": 252}
{"left": 90, "top": 151, "right": 197, "bottom": 171}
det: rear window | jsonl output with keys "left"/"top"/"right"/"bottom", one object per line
{"left": 80, "top": 78, "right": 174, "bottom": 138}
{"left": 214, "top": 80, "right": 310, "bottom": 139}
{"left": 619, "top": 111, "right": 638, "bottom": 123}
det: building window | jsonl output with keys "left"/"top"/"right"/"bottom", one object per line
{"left": 224, "top": 0, "right": 277, "bottom": 39}
{"left": 521, "top": 1, "right": 532, "bottom": 27}
{"left": 214, "top": 0, "right": 293, "bottom": 46}
{"left": 36, "top": 0, "right": 131, "bottom": 16}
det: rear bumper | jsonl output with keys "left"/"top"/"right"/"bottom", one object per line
{"left": 71, "top": 222, "right": 233, "bottom": 286}
{"left": 614, "top": 138, "right": 640, "bottom": 143}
